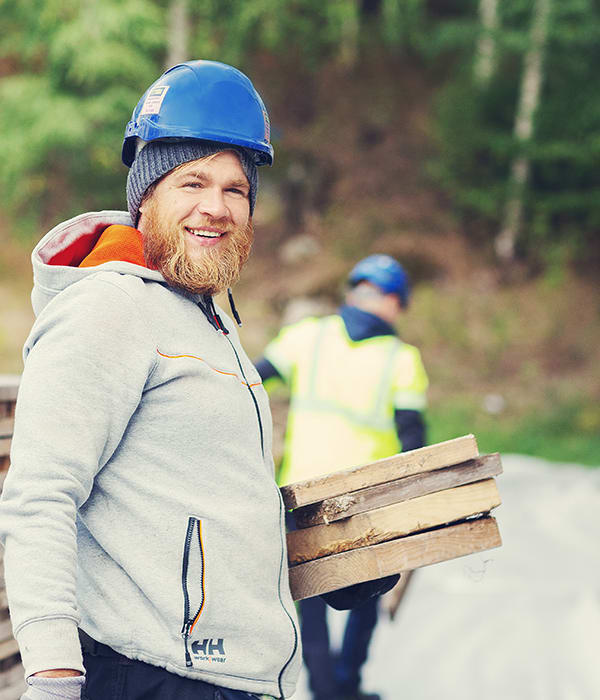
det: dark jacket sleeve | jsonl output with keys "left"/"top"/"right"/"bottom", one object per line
{"left": 394, "top": 408, "right": 426, "bottom": 452}
{"left": 254, "top": 356, "right": 283, "bottom": 382}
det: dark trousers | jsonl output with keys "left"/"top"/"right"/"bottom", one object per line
{"left": 299, "top": 594, "right": 379, "bottom": 699}
{"left": 81, "top": 635, "right": 261, "bottom": 700}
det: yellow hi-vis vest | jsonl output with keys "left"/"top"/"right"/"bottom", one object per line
{"left": 263, "top": 315, "right": 428, "bottom": 486}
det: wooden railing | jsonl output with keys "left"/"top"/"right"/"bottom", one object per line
{"left": 0, "top": 376, "right": 25, "bottom": 700}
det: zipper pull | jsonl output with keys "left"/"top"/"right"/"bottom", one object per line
{"left": 181, "top": 621, "right": 193, "bottom": 667}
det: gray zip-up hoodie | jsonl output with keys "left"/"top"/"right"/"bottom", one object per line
{"left": 0, "top": 211, "right": 301, "bottom": 698}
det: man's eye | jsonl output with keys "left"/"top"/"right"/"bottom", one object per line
{"left": 227, "top": 188, "right": 246, "bottom": 196}
{"left": 184, "top": 181, "right": 202, "bottom": 188}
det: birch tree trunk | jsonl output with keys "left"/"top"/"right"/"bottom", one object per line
{"left": 337, "top": 0, "right": 360, "bottom": 68}
{"left": 165, "top": 0, "right": 189, "bottom": 69}
{"left": 474, "top": 0, "right": 500, "bottom": 86}
{"left": 495, "top": 0, "right": 551, "bottom": 263}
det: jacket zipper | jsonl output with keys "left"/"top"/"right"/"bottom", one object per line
{"left": 198, "top": 296, "right": 264, "bottom": 458}
{"left": 223, "top": 333, "right": 265, "bottom": 459}
{"left": 276, "top": 489, "right": 299, "bottom": 697}
{"left": 181, "top": 516, "right": 205, "bottom": 667}
{"left": 221, "top": 318, "right": 297, "bottom": 693}
{"left": 197, "top": 298, "right": 295, "bottom": 691}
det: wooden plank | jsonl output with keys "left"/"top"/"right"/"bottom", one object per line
{"left": 0, "top": 660, "right": 24, "bottom": 691}
{"left": 0, "top": 419, "right": 13, "bottom": 439}
{"left": 0, "top": 675, "right": 26, "bottom": 700}
{"left": 0, "top": 441, "right": 10, "bottom": 459}
{"left": 280, "top": 435, "right": 479, "bottom": 509}
{"left": 0, "top": 378, "right": 19, "bottom": 403}
{"left": 289, "top": 516, "right": 501, "bottom": 600}
{"left": 0, "top": 404, "right": 15, "bottom": 420}
{"left": 294, "top": 453, "right": 502, "bottom": 527}
{"left": 287, "top": 479, "right": 501, "bottom": 565}
{"left": 0, "top": 640, "right": 18, "bottom": 663}
{"left": 0, "top": 620, "right": 12, "bottom": 645}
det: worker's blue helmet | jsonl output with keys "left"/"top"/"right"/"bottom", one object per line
{"left": 122, "top": 60, "right": 273, "bottom": 168}
{"left": 348, "top": 254, "right": 410, "bottom": 307}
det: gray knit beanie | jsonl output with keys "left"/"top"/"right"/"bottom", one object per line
{"left": 126, "top": 139, "right": 259, "bottom": 225}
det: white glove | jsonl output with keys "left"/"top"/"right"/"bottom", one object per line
{"left": 21, "top": 674, "right": 85, "bottom": 700}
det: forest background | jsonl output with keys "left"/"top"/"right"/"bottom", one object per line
{"left": 0, "top": 0, "right": 598, "bottom": 465}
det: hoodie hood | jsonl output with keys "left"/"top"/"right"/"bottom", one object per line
{"left": 31, "top": 210, "right": 165, "bottom": 317}
{"left": 338, "top": 304, "right": 397, "bottom": 341}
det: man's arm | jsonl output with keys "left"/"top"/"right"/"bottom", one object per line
{"left": 254, "top": 356, "right": 283, "bottom": 383}
{"left": 0, "top": 278, "right": 157, "bottom": 679}
{"left": 394, "top": 408, "right": 426, "bottom": 452}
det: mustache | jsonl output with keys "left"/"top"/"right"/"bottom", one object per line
{"left": 182, "top": 216, "right": 232, "bottom": 230}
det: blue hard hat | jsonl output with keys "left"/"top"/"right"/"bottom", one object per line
{"left": 348, "top": 254, "right": 410, "bottom": 307}
{"left": 122, "top": 60, "right": 273, "bottom": 168}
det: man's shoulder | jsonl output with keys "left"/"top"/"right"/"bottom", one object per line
{"left": 77, "top": 269, "right": 149, "bottom": 295}
{"left": 37, "top": 272, "right": 164, "bottom": 327}
{"left": 67, "top": 270, "right": 167, "bottom": 303}
{"left": 271, "top": 315, "right": 326, "bottom": 345}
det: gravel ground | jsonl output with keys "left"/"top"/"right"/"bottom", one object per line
{"left": 291, "top": 454, "right": 600, "bottom": 700}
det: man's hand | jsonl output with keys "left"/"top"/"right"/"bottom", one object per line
{"left": 32, "top": 670, "right": 83, "bottom": 678}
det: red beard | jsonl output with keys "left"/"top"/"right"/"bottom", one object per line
{"left": 141, "top": 198, "right": 254, "bottom": 296}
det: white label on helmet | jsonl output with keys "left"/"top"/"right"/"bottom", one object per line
{"left": 140, "top": 85, "right": 170, "bottom": 116}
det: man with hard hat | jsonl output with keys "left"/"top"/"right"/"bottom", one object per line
{"left": 256, "top": 254, "right": 429, "bottom": 700}
{"left": 0, "top": 60, "right": 298, "bottom": 700}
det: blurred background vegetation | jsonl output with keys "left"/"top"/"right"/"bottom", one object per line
{"left": 0, "top": 0, "right": 598, "bottom": 465}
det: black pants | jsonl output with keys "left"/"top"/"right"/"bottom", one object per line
{"left": 300, "top": 594, "right": 378, "bottom": 698}
{"left": 81, "top": 636, "right": 261, "bottom": 700}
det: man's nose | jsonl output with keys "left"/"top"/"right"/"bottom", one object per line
{"left": 196, "top": 187, "right": 228, "bottom": 219}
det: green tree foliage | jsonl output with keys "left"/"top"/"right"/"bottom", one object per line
{"left": 431, "top": 0, "right": 600, "bottom": 263}
{"left": 2, "top": 0, "right": 598, "bottom": 267}
{"left": 0, "top": 0, "right": 165, "bottom": 233}
{"left": 0, "top": 0, "right": 425, "bottom": 234}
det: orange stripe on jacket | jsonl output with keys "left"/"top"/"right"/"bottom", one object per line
{"left": 79, "top": 225, "right": 147, "bottom": 268}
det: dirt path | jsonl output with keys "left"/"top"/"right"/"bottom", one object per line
{"left": 292, "top": 454, "right": 600, "bottom": 699}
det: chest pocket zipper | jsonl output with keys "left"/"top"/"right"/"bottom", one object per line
{"left": 181, "top": 516, "right": 205, "bottom": 667}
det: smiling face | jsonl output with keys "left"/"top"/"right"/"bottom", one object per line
{"left": 138, "top": 150, "right": 253, "bottom": 295}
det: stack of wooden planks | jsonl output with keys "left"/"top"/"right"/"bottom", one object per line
{"left": 281, "top": 435, "right": 503, "bottom": 601}
{"left": 0, "top": 377, "right": 25, "bottom": 699}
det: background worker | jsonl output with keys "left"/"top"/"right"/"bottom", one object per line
{"left": 256, "top": 254, "right": 429, "bottom": 700}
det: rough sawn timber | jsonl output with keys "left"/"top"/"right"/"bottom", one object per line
{"left": 289, "top": 516, "right": 502, "bottom": 600}
{"left": 293, "top": 453, "right": 502, "bottom": 527}
{"left": 0, "top": 418, "right": 14, "bottom": 439}
{"left": 0, "top": 440, "right": 10, "bottom": 460}
{"left": 280, "top": 435, "right": 479, "bottom": 509}
{"left": 0, "top": 378, "right": 19, "bottom": 403}
{"left": 287, "top": 479, "right": 501, "bottom": 565}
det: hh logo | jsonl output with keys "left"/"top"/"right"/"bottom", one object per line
{"left": 192, "top": 638, "right": 227, "bottom": 663}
